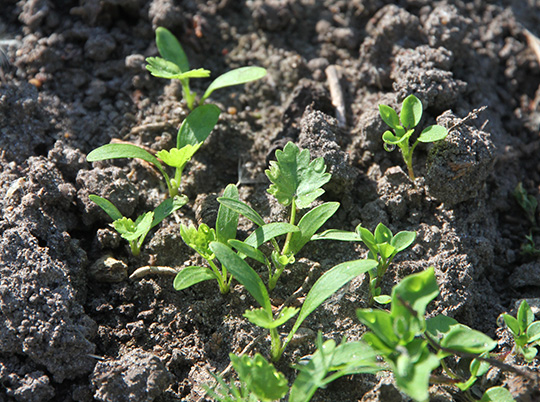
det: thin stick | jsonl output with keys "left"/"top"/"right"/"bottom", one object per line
{"left": 325, "top": 65, "right": 347, "bottom": 128}
{"left": 129, "top": 265, "right": 179, "bottom": 279}
{"left": 447, "top": 105, "right": 488, "bottom": 133}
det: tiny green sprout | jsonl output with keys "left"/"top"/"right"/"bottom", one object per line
{"left": 146, "top": 27, "right": 267, "bottom": 110}
{"left": 313, "top": 222, "right": 416, "bottom": 305}
{"left": 204, "top": 353, "right": 288, "bottom": 402}
{"left": 87, "top": 103, "right": 220, "bottom": 198}
{"left": 379, "top": 94, "right": 448, "bottom": 180}
{"left": 89, "top": 194, "right": 187, "bottom": 256}
{"left": 513, "top": 182, "right": 538, "bottom": 226}
{"left": 500, "top": 300, "right": 540, "bottom": 361}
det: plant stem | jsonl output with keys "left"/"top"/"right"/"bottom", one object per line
{"left": 270, "top": 328, "right": 282, "bottom": 362}
{"left": 209, "top": 259, "right": 229, "bottom": 294}
{"left": 281, "top": 198, "right": 297, "bottom": 256}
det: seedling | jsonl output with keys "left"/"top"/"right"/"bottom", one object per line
{"left": 219, "top": 142, "right": 336, "bottom": 290}
{"left": 173, "top": 184, "right": 240, "bottom": 294}
{"left": 313, "top": 222, "right": 416, "bottom": 305}
{"left": 89, "top": 194, "right": 187, "bottom": 256}
{"left": 379, "top": 94, "right": 448, "bottom": 180}
{"left": 204, "top": 353, "right": 288, "bottom": 402}
{"left": 87, "top": 104, "right": 220, "bottom": 198}
{"left": 513, "top": 183, "right": 539, "bottom": 255}
{"left": 500, "top": 300, "right": 540, "bottom": 361}
{"left": 146, "top": 27, "right": 267, "bottom": 110}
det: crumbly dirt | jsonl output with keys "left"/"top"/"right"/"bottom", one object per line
{"left": 1, "top": 1, "right": 540, "bottom": 401}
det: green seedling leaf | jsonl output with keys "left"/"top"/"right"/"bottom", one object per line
{"left": 210, "top": 242, "right": 272, "bottom": 313}
{"left": 382, "top": 130, "right": 406, "bottom": 145}
{"left": 285, "top": 259, "right": 378, "bottom": 348}
{"left": 244, "top": 223, "right": 299, "bottom": 249}
{"left": 328, "top": 340, "right": 380, "bottom": 374}
{"left": 357, "top": 309, "right": 399, "bottom": 350}
{"left": 440, "top": 324, "right": 497, "bottom": 354}
{"left": 355, "top": 225, "right": 376, "bottom": 251}
{"left": 151, "top": 195, "right": 188, "bottom": 228}
{"left": 217, "top": 197, "right": 266, "bottom": 227}
{"left": 527, "top": 321, "right": 540, "bottom": 343}
{"left": 390, "top": 231, "right": 416, "bottom": 253}
{"left": 311, "top": 229, "right": 361, "bottom": 242}
{"left": 177, "top": 104, "right": 221, "bottom": 148}
{"left": 180, "top": 223, "right": 216, "bottom": 260}
{"left": 230, "top": 353, "right": 288, "bottom": 401}
{"left": 374, "top": 223, "right": 393, "bottom": 244}
{"left": 266, "top": 142, "right": 331, "bottom": 209}
{"left": 173, "top": 266, "right": 217, "bottom": 290}
{"left": 426, "top": 315, "right": 459, "bottom": 339}
{"left": 378, "top": 243, "right": 396, "bottom": 260}
{"left": 480, "top": 386, "right": 516, "bottom": 402}
{"left": 378, "top": 104, "right": 401, "bottom": 130}
{"left": 155, "top": 26, "right": 189, "bottom": 73}
{"left": 157, "top": 144, "right": 201, "bottom": 168}
{"left": 373, "top": 295, "right": 392, "bottom": 304}
{"left": 244, "top": 306, "right": 299, "bottom": 329}
{"left": 400, "top": 94, "right": 422, "bottom": 128}
{"left": 114, "top": 212, "right": 153, "bottom": 242}
{"left": 517, "top": 300, "right": 534, "bottom": 334}
{"left": 228, "top": 239, "right": 267, "bottom": 264}
{"left": 89, "top": 194, "right": 123, "bottom": 221}
{"left": 522, "top": 346, "right": 538, "bottom": 361}
{"left": 391, "top": 267, "right": 439, "bottom": 322}
{"left": 502, "top": 314, "right": 520, "bottom": 337}
{"left": 418, "top": 125, "right": 448, "bottom": 143}
{"left": 146, "top": 57, "right": 210, "bottom": 80}
{"left": 86, "top": 143, "right": 169, "bottom": 181}
{"left": 201, "top": 66, "right": 267, "bottom": 103}
{"left": 289, "top": 202, "right": 340, "bottom": 255}
{"left": 216, "top": 184, "right": 239, "bottom": 245}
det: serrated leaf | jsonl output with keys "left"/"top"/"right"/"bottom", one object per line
{"left": 311, "top": 229, "right": 361, "bottom": 242}
{"left": 390, "top": 231, "right": 416, "bottom": 253}
{"left": 400, "top": 94, "right": 422, "bottom": 129}
{"left": 177, "top": 104, "right": 221, "bottom": 148}
{"left": 379, "top": 104, "right": 401, "bottom": 130}
{"left": 217, "top": 197, "right": 266, "bottom": 227}
{"left": 180, "top": 223, "right": 216, "bottom": 260}
{"left": 284, "top": 259, "right": 378, "bottom": 349}
{"left": 289, "top": 202, "right": 340, "bottom": 255}
{"left": 201, "top": 66, "right": 267, "bottom": 102}
{"left": 89, "top": 194, "right": 123, "bottom": 221}
{"left": 266, "top": 142, "right": 331, "bottom": 209}
{"left": 146, "top": 57, "right": 210, "bottom": 80}
{"left": 173, "top": 266, "right": 217, "bottom": 290}
{"left": 114, "top": 212, "right": 153, "bottom": 241}
{"left": 216, "top": 184, "right": 239, "bottom": 245}
{"left": 157, "top": 144, "right": 201, "bottom": 169}
{"left": 210, "top": 242, "right": 271, "bottom": 313}
{"left": 155, "top": 27, "right": 189, "bottom": 72}
{"left": 151, "top": 195, "right": 188, "bottom": 228}
{"left": 418, "top": 124, "right": 448, "bottom": 143}
{"left": 230, "top": 353, "right": 288, "bottom": 401}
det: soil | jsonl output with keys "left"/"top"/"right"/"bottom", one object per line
{"left": 1, "top": 1, "right": 540, "bottom": 401}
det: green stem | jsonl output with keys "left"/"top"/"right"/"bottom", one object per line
{"left": 281, "top": 198, "right": 297, "bottom": 256}
{"left": 209, "top": 259, "right": 229, "bottom": 294}
{"left": 270, "top": 328, "right": 282, "bottom": 362}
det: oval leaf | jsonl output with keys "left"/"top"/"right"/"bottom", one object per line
{"left": 311, "top": 229, "right": 361, "bottom": 242}
{"left": 440, "top": 324, "right": 497, "bottom": 354}
{"left": 201, "top": 66, "right": 267, "bottom": 102}
{"left": 173, "top": 266, "right": 217, "bottom": 290}
{"left": 177, "top": 104, "right": 221, "bottom": 148}
{"left": 526, "top": 321, "right": 540, "bottom": 343}
{"left": 390, "top": 231, "right": 416, "bottom": 253}
{"left": 379, "top": 104, "right": 401, "bottom": 130}
{"left": 217, "top": 197, "right": 265, "bottom": 227}
{"left": 400, "top": 94, "right": 422, "bottom": 128}
{"left": 418, "top": 125, "right": 448, "bottom": 143}
{"left": 480, "top": 386, "right": 516, "bottom": 402}
{"left": 244, "top": 222, "right": 299, "bottom": 249}
{"left": 155, "top": 26, "right": 189, "bottom": 72}
{"left": 216, "top": 184, "right": 239, "bottom": 245}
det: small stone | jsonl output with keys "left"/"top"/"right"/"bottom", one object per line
{"left": 89, "top": 255, "right": 128, "bottom": 283}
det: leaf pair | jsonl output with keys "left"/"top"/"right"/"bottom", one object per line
{"left": 500, "top": 300, "right": 540, "bottom": 361}
{"left": 89, "top": 194, "right": 187, "bottom": 256}
{"left": 146, "top": 27, "right": 266, "bottom": 110}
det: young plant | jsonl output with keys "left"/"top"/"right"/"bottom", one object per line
{"left": 379, "top": 94, "right": 448, "bottom": 180}
{"left": 500, "top": 300, "right": 540, "bottom": 361}
{"left": 87, "top": 104, "right": 220, "bottom": 198}
{"left": 219, "top": 141, "right": 336, "bottom": 290}
{"left": 357, "top": 267, "right": 513, "bottom": 402}
{"left": 146, "top": 27, "right": 267, "bottom": 110}
{"left": 89, "top": 194, "right": 187, "bottom": 256}
{"left": 211, "top": 240, "right": 377, "bottom": 362}
{"left": 313, "top": 222, "right": 416, "bottom": 305}
{"left": 204, "top": 353, "right": 288, "bottom": 402}
{"left": 513, "top": 182, "right": 539, "bottom": 255}
{"left": 173, "top": 184, "right": 240, "bottom": 294}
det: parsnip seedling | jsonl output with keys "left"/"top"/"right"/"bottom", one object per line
{"left": 146, "top": 27, "right": 267, "bottom": 110}
{"left": 89, "top": 194, "right": 187, "bottom": 256}
{"left": 379, "top": 94, "right": 448, "bottom": 180}
{"left": 500, "top": 300, "right": 540, "bottom": 361}
{"left": 313, "top": 222, "right": 416, "bottom": 305}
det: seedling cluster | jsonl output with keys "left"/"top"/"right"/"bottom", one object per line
{"left": 83, "top": 29, "right": 535, "bottom": 402}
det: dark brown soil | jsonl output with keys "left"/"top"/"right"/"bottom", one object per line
{"left": 1, "top": 1, "right": 539, "bottom": 401}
